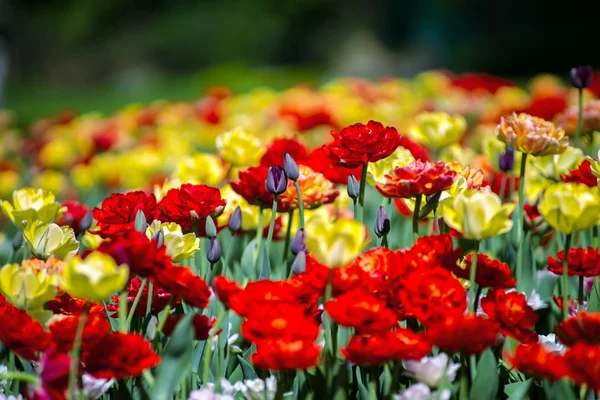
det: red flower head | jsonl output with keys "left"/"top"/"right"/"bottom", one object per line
{"left": 325, "top": 290, "right": 398, "bottom": 334}
{"left": 108, "top": 276, "right": 175, "bottom": 317}
{"left": 490, "top": 172, "right": 519, "bottom": 199}
{"left": 548, "top": 247, "right": 600, "bottom": 277}
{"left": 32, "top": 347, "right": 71, "bottom": 400}
{"left": 450, "top": 73, "right": 514, "bottom": 94}
{"left": 398, "top": 136, "right": 430, "bottom": 161}
{"left": 303, "top": 147, "right": 361, "bottom": 185}
{"left": 376, "top": 160, "right": 457, "bottom": 199}
{"left": 260, "top": 138, "right": 309, "bottom": 167}
{"left": 224, "top": 280, "right": 301, "bottom": 318}
{"left": 563, "top": 342, "right": 600, "bottom": 391}
{"left": 96, "top": 232, "right": 172, "bottom": 277}
{"left": 92, "top": 191, "right": 160, "bottom": 238}
{"left": 279, "top": 103, "right": 335, "bottom": 131}
{"left": 49, "top": 314, "right": 110, "bottom": 353}
{"left": 230, "top": 166, "right": 274, "bottom": 207}
{"left": 322, "top": 120, "right": 401, "bottom": 168}
{"left": 426, "top": 314, "right": 499, "bottom": 355}
{"left": 251, "top": 339, "right": 321, "bottom": 370}
{"left": 304, "top": 253, "right": 367, "bottom": 295}
{"left": 555, "top": 312, "right": 600, "bottom": 346}
{"left": 162, "top": 313, "right": 215, "bottom": 341}
{"left": 155, "top": 266, "right": 211, "bottom": 309}
{"left": 400, "top": 267, "right": 467, "bottom": 324}
{"left": 46, "top": 293, "right": 107, "bottom": 319}
{"left": 405, "top": 234, "right": 462, "bottom": 272}
{"left": 506, "top": 343, "right": 568, "bottom": 382}
{"left": 0, "top": 302, "right": 50, "bottom": 360}
{"left": 158, "top": 184, "right": 226, "bottom": 234}
{"left": 341, "top": 329, "right": 431, "bottom": 366}
{"left": 451, "top": 253, "right": 516, "bottom": 289}
{"left": 57, "top": 200, "right": 90, "bottom": 236}
{"left": 481, "top": 289, "right": 539, "bottom": 344}
{"left": 242, "top": 303, "right": 319, "bottom": 343}
{"left": 212, "top": 276, "right": 243, "bottom": 310}
{"left": 82, "top": 333, "right": 160, "bottom": 379}
{"left": 562, "top": 160, "right": 598, "bottom": 187}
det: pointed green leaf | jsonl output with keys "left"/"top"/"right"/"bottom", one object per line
{"left": 505, "top": 379, "right": 533, "bottom": 400}
{"left": 237, "top": 355, "right": 257, "bottom": 379}
{"left": 469, "top": 349, "right": 498, "bottom": 400}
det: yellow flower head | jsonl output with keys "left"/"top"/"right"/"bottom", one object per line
{"left": 442, "top": 189, "right": 515, "bottom": 240}
{"left": 539, "top": 183, "right": 600, "bottom": 234}
{"left": 145, "top": 220, "right": 200, "bottom": 263}
{"left": 0, "top": 170, "right": 20, "bottom": 200}
{"left": 32, "top": 170, "right": 68, "bottom": 196}
{"left": 216, "top": 127, "right": 264, "bottom": 167}
{"left": 38, "top": 138, "right": 77, "bottom": 169}
{"left": 367, "top": 147, "right": 415, "bottom": 186}
{"left": 175, "top": 153, "right": 226, "bottom": 187}
{"left": 496, "top": 113, "right": 569, "bottom": 156}
{"left": 305, "top": 216, "right": 369, "bottom": 267}
{"left": 532, "top": 146, "right": 584, "bottom": 181}
{"left": 1, "top": 187, "right": 65, "bottom": 227}
{"left": 23, "top": 221, "right": 79, "bottom": 260}
{"left": 409, "top": 112, "right": 467, "bottom": 148}
{"left": 0, "top": 262, "right": 56, "bottom": 310}
{"left": 61, "top": 252, "right": 129, "bottom": 302}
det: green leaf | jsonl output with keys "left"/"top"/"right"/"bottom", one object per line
{"left": 418, "top": 191, "right": 442, "bottom": 219}
{"left": 258, "top": 247, "right": 270, "bottom": 279}
{"left": 240, "top": 239, "right": 256, "bottom": 279}
{"left": 152, "top": 313, "right": 195, "bottom": 400}
{"left": 516, "top": 232, "right": 534, "bottom": 293}
{"left": 505, "top": 379, "right": 533, "bottom": 400}
{"left": 588, "top": 279, "right": 600, "bottom": 312}
{"left": 469, "top": 349, "right": 498, "bottom": 400}
{"left": 551, "top": 379, "right": 577, "bottom": 400}
{"left": 237, "top": 355, "right": 257, "bottom": 379}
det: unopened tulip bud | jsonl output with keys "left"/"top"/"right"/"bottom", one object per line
{"left": 374, "top": 206, "right": 390, "bottom": 237}
{"left": 205, "top": 216, "right": 217, "bottom": 237}
{"left": 229, "top": 206, "right": 242, "bottom": 233}
{"left": 134, "top": 210, "right": 147, "bottom": 233}
{"left": 570, "top": 66, "right": 593, "bottom": 89}
{"left": 347, "top": 175, "right": 359, "bottom": 200}
{"left": 284, "top": 153, "right": 300, "bottom": 181}
{"left": 291, "top": 251, "right": 306, "bottom": 275}
{"left": 291, "top": 228, "right": 306, "bottom": 256}
{"left": 79, "top": 211, "right": 94, "bottom": 233}
{"left": 207, "top": 237, "right": 221, "bottom": 264}
{"left": 152, "top": 230, "right": 164, "bottom": 249}
{"left": 498, "top": 145, "right": 515, "bottom": 172}
{"left": 265, "top": 166, "right": 288, "bottom": 195}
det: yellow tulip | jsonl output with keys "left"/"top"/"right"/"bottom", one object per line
{"left": 531, "top": 146, "right": 583, "bottom": 181}
{"left": 175, "top": 153, "right": 226, "bottom": 187}
{"left": 0, "top": 170, "right": 20, "bottom": 199}
{"left": 216, "top": 127, "right": 264, "bottom": 167}
{"left": 409, "top": 112, "right": 467, "bottom": 148}
{"left": 38, "top": 139, "right": 77, "bottom": 169}
{"left": 443, "top": 189, "right": 515, "bottom": 240}
{"left": 32, "top": 170, "right": 68, "bottom": 196}
{"left": 538, "top": 183, "right": 600, "bottom": 234}
{"left": 367, "top": 147, "right": 414, "bottom": 186}
{"left": 305, "top": 216, "right": 369, "bottom": 267}
{"left": 22, "top": 221, "right": 79, "bottom": 260}
{"left": 1, "top": 187, "right": 64, "bottom": 227}
{"left": 61, "top": 252, "right": 129, "bottom": 302}
{"left": 145, "top": 220, "right": 200, "bottom": 262}
{"left": 0, "top": 263, "right": 56, "bottom": 310}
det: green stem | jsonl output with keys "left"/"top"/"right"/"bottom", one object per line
{"left": 68, "top": 310, "right": 88, "bottom": 400}
{"left": 294, "top": 181, "right": 305, "bottom": 230}
{"left": 223, "top": 235, "right": 236, "bottom": 278}
{"left": 469, "top": 242, "right": 480, "bottom": 312}
{"left": 517, "top": 153, "right": 528, "bottom": 243}
{"left": 202, "top": 310, "right": 226, "bottom": 386}
{"left": 459, "top": 353, "right": 469, "bottom": 400}
{"left": 358, "top": 164, "right": 368, "bottom": 224}
{"left": 282, "top": 209, "right": 294, "bottom": 268}
{"left": 433, "top": 207, "right": 439, "bottom": 234}
{"left": 142, "top": 369, "right": 155, "bottom": 386}
{"left": 594, "top": 225, "right": 598, "bottom": 249}
{"left": 118, "top": 290, "right": 127, "bottom": 332}
{"left": 578, "top": 276, "right": 584, "bottom": 313}
{"left": 252, "top": 207, "right": 265, "bottom": 278}
{"left": 368, "top": 367, "right": 378, "bottom": 400}
{"left": 262, "top": 196, "right": 279, "bottom": 268}
{"left": 146, "top": 282, "right": 153, "bottom": 317}
{"left": 0, "top": 372, "right": 40, "bottom": 385}
{"left": 413, "top": 194, "right": 423, "bottom": 239}
{"left": 353, "top": 200, "right": 359, "bottom": 221}
{"left": 156, "top": 301, "right": 172, "bottom": 336}
{"left": 574, "top": 88, "right": 583, "bottom": 149}
{"left": 126, "top": 278, "right": 147, "bottom": 329}
{"left": 563, "top": 233, "right": 573, "bottom": 320}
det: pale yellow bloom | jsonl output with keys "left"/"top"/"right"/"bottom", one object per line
{"left": 1, "top": 187, "right": 64, "bottom": 227}
{"left": 175, "top": 153, "right": 226, "bottom": 187}
{"left": 38, "top": 139, "right": 77, "bottom": 169}
{"left": 367, "top": 147, "right": 414, "bottom": 186}
{"left": 0, "top": 263, "right": 56, "bottom": 310}
{"left": 145, "top": 220, "right": 200, "bottom": 262}
{"left": 32, "top": 170, "right": 68, "bottom": 196}
{"left": 409, "top": 112, "right": 467, "bottom": 148}
{"left": 22, "top": 221, "right": 79, "bottom": 260}
{"left": 539, "top": 183, "right": 600, "bottom": 234}
{"left": 216, "top": 127, "right": 264, "bottom": 167}
{"left": 305, "top": 216, "right": 368, "bottom": 267}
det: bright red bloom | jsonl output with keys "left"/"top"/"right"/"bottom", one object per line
{"left": 0, "top": 301, "right": 50, "bottom": 360}
{"left": 252, "top": 339, "right": 320, "bottom": 370}
{"left": 481, "top": 289, "right": 538, "bottom": 344}
{"left": 563, "top": 342, "right": 600, "bottom": 391}
{"left": 426, "top": 314, "right": 499, "bottom": 355}
{"left": 31, "top": 348, "right": 71, "bottom": 400}
{"left": 304, "top": 254, "right": 367, "bottom": 296}
{"left": 450, "top": 73, "right": 514, "bottom": 94}
{"left": 196, "top": 96, "right": 224, "bottom": 125}
{"left": 162, "top": 314, "right": 214, "bottom": 340}
{"left": 555, "top": 312, "right": 600, "bottom": 346}
{"left": 451, "top": 253, "right": 516, "bottom": 289}
{"left": 322, "top": 120, "right": 401, "bottom": 168}
{"left": 96, "top": 232, "right": 172, "bottom": 277}
{"left": 326, "top": 290, "right": 398, "bottom": 334}
{"left": 158, "top": 184, "right": 226, "bottom": 234}
{"left": 303, "top": 147, "right": 361, "bottom": 185}
{"left": 92, "top": 191, "right": 160, "bottom": 238}
{"left": 155, "top": 266, "right": 211, "bottom": 309}
{"left": 108, "top": 276, "right": 175, "bottom": 317}
{"left": 341, "top": 329, "right": 431, "bottom": 365}
{"left": 46, "top": 293, "right": 107, "bottom": 319}
{"left": 279, "top": 104, "right": 335, "bottom": 132}
{"left": 260, "top": 138, "right": 309, "bottom": 167}
{"left": 230, "top": 166, "right": 274, "bottom": 207}
{"left": 57, "top": 200, "right": 90, "bottom": 236}
{"left": 398, "top": 136, "right": 430, "bottom": 161}
{"left": 83, "top": 333, "right": 160, "bottom": 379}
{"left": 562, "top": 160, "right": 597, "bottom": 187}
{"left": 404, "top": 234, "right": 462, "bottom": 272}
{"left": 242, "top": 303, "right": 319, "bottom": 343}
{"left": 507, "top": 343, "right": 568, "bottom": 382}
{"left": 522, "top": 95, "right": 568, "bottom": 121}
{"left": 548, "top": 247, "right": 600, "bottom": 277}
{"left": 489, "top": 172, "right": 519, "bottom": 199}
{"left": 400, "top": 267, "right": 467, "bottom": 324}
{"left": 224, "top": 279, "right": 308, "bottom": 318}
{"left": 212, "top": 276, "right": 243, "bottom": 310}
{"left": 49, "top": 314, "right": 110, "bottom": 353}
{"left": 376, "top": 160, "right": 457, "bottom": 199}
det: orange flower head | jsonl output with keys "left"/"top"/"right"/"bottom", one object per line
{"left": 481, "top": 289, "right": 539, "bottom": 344}
{"left": 278, "top": 165, "right": 339, "bottom": 212}
{"left": 376, "top": 160, "right": 457, "bottom": 199}
{"left": 426, "top": 314, "right": 499, "bottom": 355}
{"left": 252, "top": 339, "right": 321, "bottom": 370}
{"left": 564, "top": 342, "right": 600, "bottom": 391}
{"left": 325, "top": 289, "right": 398, "bottom": 334}
{"left": 507, "top": 343, "right": 568, "bottom": 382}
{"left": 554, "top": 100, "right": 600, "bottom": 136}
{"left": 548, "top": 247, "right": 600, "bottom": 277}
{"left": 22, "top": 255, "right": 65, "bottom": 276}
{"left": 555, "top": 312, "right": 600, "bottom": 346}
{"left": 496, "top": 112, "right": 568, "bottom": 156}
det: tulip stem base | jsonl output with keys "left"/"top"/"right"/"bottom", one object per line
{"left": 282, "top": 209, "right": 294, "bottom": 270}
{"left": 252, "top": 207, "right": 265, "bottom": 279}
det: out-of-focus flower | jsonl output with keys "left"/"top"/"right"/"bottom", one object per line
{"left": 499, "top": 145, "right": 515, "bottom": 172}
{"left": 32, "top": 170, "right": 68, "bottom": 196}
{"left": 425, "top": 314, "right": 499, "bottom": 355}
{"left": 374, "top": 206, "right": 390, "bottom": 237}
{"left": 303, "top": 146, "right": 362, "bottom": 185}
{"left": 57, "top": 200, "right": 90, "bottom": 237}
{"left": 233, "top": 376, "right": 278, "bottom": 400}
{"left": 0, "top": 301, "right": 50, "bottom": 360}
{"left": 145, "top": 221, "right": 199, "bottom": 263}
{"left": 548, "top": 247, "right": 600, "bottom": 277}
{"left": 555, "top": 100, "right": 600, "bottom": 136}
{"left": 394, "top": 383, "right": 450, "bottom": 400}
{"left": 108, "top": 277, "right": 175, "bottom": 317}
{"left": 260, "top": 138, "right": 308, "bottom": 168}
{"left": 539, "top": 182, "right": 600, "bottom": 234}
{"left": 409, "top": 112, "right": 466, "bottom": 148}
{"left": 30, "top": 347, "right": 70, "bottom": 400}
{"left": 175, "top": 153, "right": 226, "bottom": 187}
{"left": 562, "top": 160, "right": 598, "bottom": 187}
{"left": 92, "top": 191, "right": 160, "bottom": 238}
{"left": 61, "top": 252, "right": 129, "bottom": 302}
{"left": 162, "top": 313, "right": 214, "bottom": 341}
{"left": 506, "top": 343, "right": 568, "bottom": 382}
{"left": 216, "top": 127, "right": 264, "bottom": 168}
{"left": 497, "top": 113, "right": 568, "bottom": 156}
{"left": 531, "top": 146, "right": 584, "bottom": 180}
{"left": 304, "top": 216, "right": 368, "bottom": 267}
{"left": 341, "top": 329, "right": 432, "bottom": 365}
{"left": 1, "top": 187, "right": 64, "bottom": 227}
{"left": 230, "top": 167, "right": 274, "bottom": 207}
{"left": 570, "top": 66, "right": 593, "bottom": 89}
{"left": 0, "top": 170, "right": 20, "bottom": 200}
{"left": 555, "top": 312, "right": 600, "bottom": 346}
{"left": 322, "top": 120, "right": 401, "bottom": 168}
{"left": 325, "top": 290, "right": 398, "bottom": 333}
{"left": 251, "top": 339, "right": 321, "bottom": 370}
{"left": 481, "top": 289, "right": 539, "bottom": 343}
{"left": 376, "top": 160, "right": 457, "bottom": 199}
{"left": 38, "top": 138, "right": 77, "bottom": 169}
{"left": 48, "top": 313, "right": 110, "bottom": 353}
{"left": 404, "top": 353, "right": 460, "bottom": 388}
{"left": 154, "top": 266, "right": 211, "bottom": 308}
{"left": 366, "top": 147, "right": 414, "bottom": 186}
{"left": 538, "top": 333, "right": 565, "bottom": 354}
{"left": 0, "top": 262, "right": 56, "bottom": 310}
{"left": 79, "top": 374, "right": 114, "bottom": 400}
{"left": 563, "top": 343, "right": 600, "bottom": 391}
{"left": 278, "top": 165, "right": 338, "bottom": 211}
{"left": 443, "top": 189, "right": 515, "bottom": 240}
{"left": 449, "top": 253, "right": 516, "bottom": 289}
{"left": 23, "top": 221, "right": 79, "bottom": 260}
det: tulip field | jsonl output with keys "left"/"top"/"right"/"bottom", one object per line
{"left": 2, "top": 68, "right": 600, "bottom": 400}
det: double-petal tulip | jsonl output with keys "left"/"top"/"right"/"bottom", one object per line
{"left": 1, "top": 187, "right": 64, "bottom": 227}
{"left": 496, "top": 113, "right": 568, "bottom": 156}
{"left": 0, "top": 263, "right": 56, "bottom": 310}
{"left": 22, "top": 221, "right": 79, "bottom": 260}
{"left": 304, "top": 216, "right": 368, "bottom": 267}
{"left": 538, "top": 183, "right": 600, "bottom": 234}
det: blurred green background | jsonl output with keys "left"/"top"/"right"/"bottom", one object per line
{"left": 1, "top": 0, "right": 598, "bottom": 125}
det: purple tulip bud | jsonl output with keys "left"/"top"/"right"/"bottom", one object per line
{"left": 374, "top": 206, "right": 390, "bottom": 237}
{"left": 570, "top": 66, "right": 593, "bottom": 89}
{"left": 265, "top": 165, "right": 288, "bottom": 195}
{"left": 229, "top": 206, "right": 242, "bottom": 233}
{"left": 291, "top": 228, "right": 306, "bottom": 256}
{"left": 207, "top": 237, "right": 221, "bottom": 264}
{"left": 152, "top": 230, "right": 164, "bottom": 249}
{"left": 347, "top": 175, "right": 359, "bottom": 200}
{"left": 291, "top": 251, "right": 306, "bottom": 275}
{"left": 498, "top": 145, "right": 515, "bottom": 172}
{"left": 284, "top": 153, "right": 300, "bottom": 181}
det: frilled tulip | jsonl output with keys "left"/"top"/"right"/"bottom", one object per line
{"left": 22, "top": 221, "right": 79, "bottom": 260}
{"left": 538, "top": 183, "right": 600, "bottom": 234}
{"left": 1, "top": 187, "right": 64, "bottom": 227}
{"left": 216, "top": 127, "right": 264, "bottom": 168}
{"left": 496, "top": 113, "right": 568, "bottom": 156}
{"left": 409, "top": 112, "right": 467, "bottom": 148}
{"left": 366, "top": 147, "right": 414, "bottom": 187}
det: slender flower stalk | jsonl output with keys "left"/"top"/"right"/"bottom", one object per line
{"left": 563, "top": 233, "right": 573, "bottom": 320}
{"left": 358, "top": 164, "right": 368, "bottom": 223}
{"left": 469, "top": 242, "right": 479, "bottom": 312}
{"left": 282, "top": 209, "right": 294, "bottom": 265}
{"left": 263, "top": 195, "right": 279, "bottom": 266}
{"left": 516, "top": 153, "right": 528, "bottom": 242}
{"left": 294, "top": 181, "right": 305, "bottom": 230}
{"left": 126, "top": 278, "right": 147, "bottom": 329}
{"left": 68, "top": 310, "right": 88, "bottom": 399}
{"left": 146, "top": 282, "right": 153, "bottom": 317}
{"left": 412, "top": 194, "right": 423, "bottom": 239}
{"left": 252, "top": 207, "right": 265, "bottom": 274}
{"left": 574, "top": 88, "right": 584, "bottom": 148}
{"left": 118, "top": 290, "right": 128, "bottom": 332}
